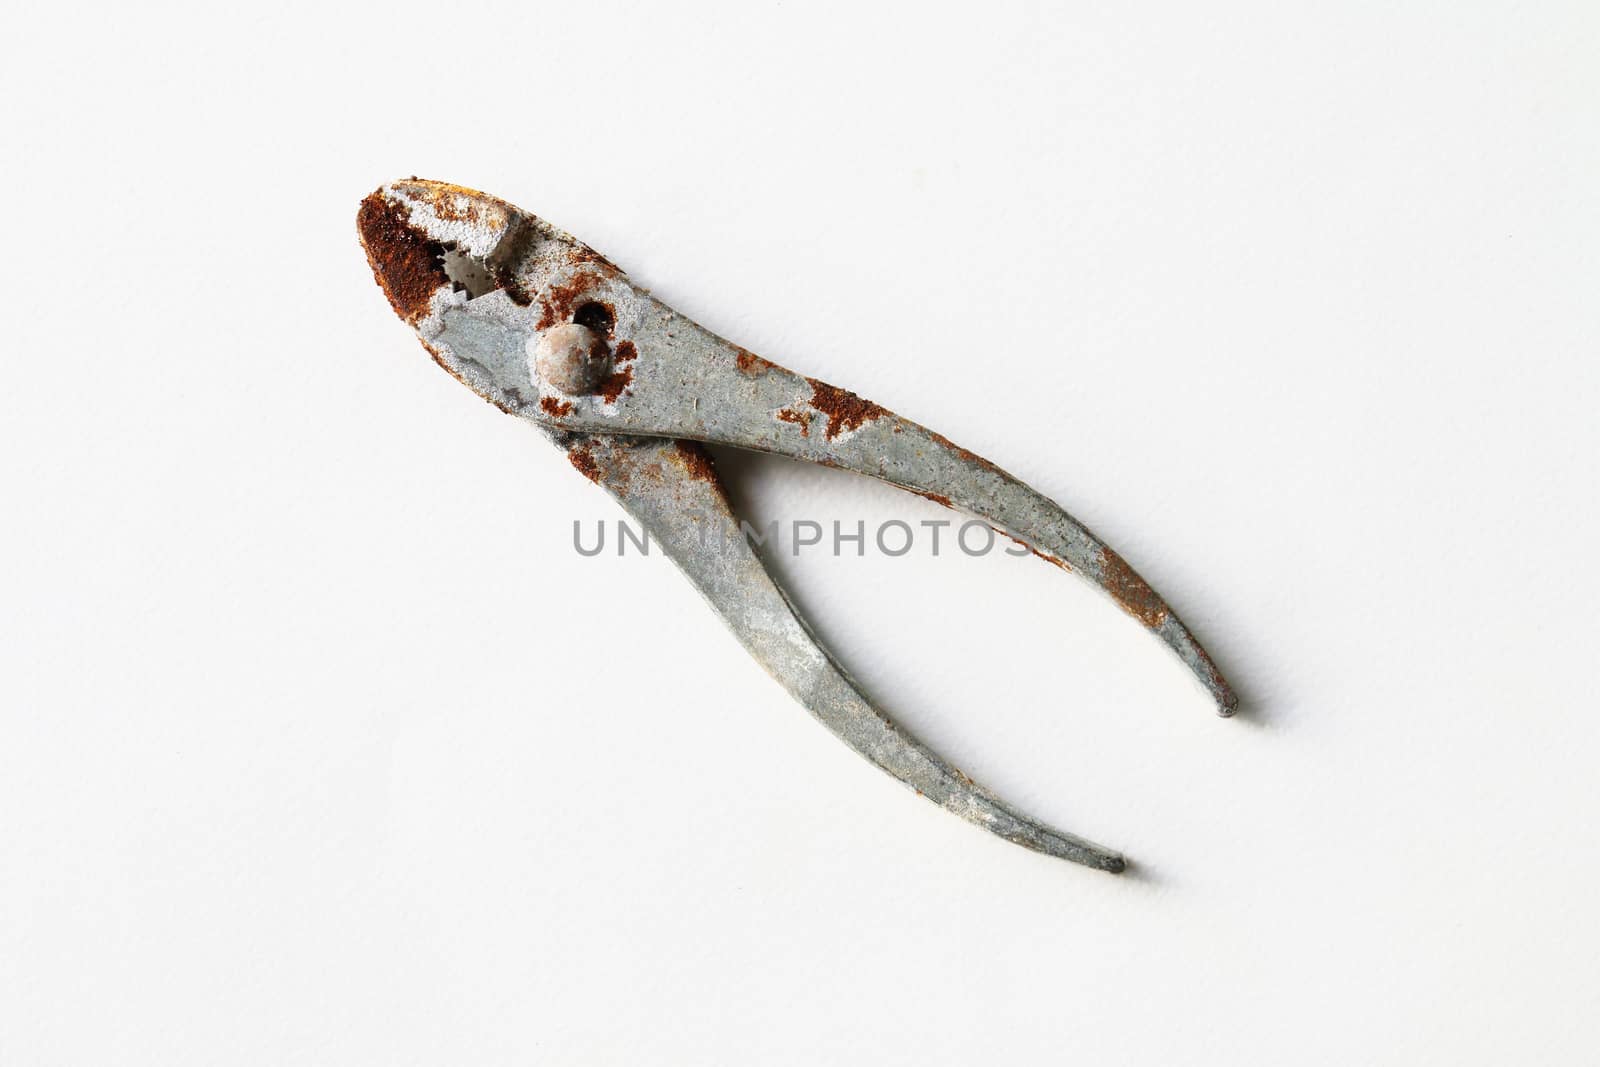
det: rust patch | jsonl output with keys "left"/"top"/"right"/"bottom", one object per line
{"left": 734, "top": 347, "right": 777, "bottom": 376}
{"left": 398, "top": 180, "right": 505, "bottom": 224}
{"left": 1098, "top": 547, "right": 1169, "bottom": 628}
{"left": 492, "top": 263, "right": 533, "bottom": 306}
{"left": 593, "top": 362, "right": 634, "bottom": 405}
{"left": 668, "top": 440, "right": 721, "bottom": 485}
{"left": 357, "top": 193, "right": 449, "bottom": 322}
{"left": 775, "top": 407, "right": 811, "bottom": 436}
{"left": 421, "top": 191, "right": 482, "bottom": 225}
{"left": 926, "top": 428, "right": 1002, "bottom": 476}
{"left": 536, "top": 270, "right": 605, "bottom": 330}
{"left": 996, "top": 528, "right": 1066, "bottom": 569}
{"left": 807, "top": 379, "right": 887, "bottom": 440}
{"left": 569, "top": 242, "right": 621, "bottom": 272}
{"left": 585, "top": 339, "right": 639, "bottom": 405}
{"left": 915, "top": 490, "right": 953, "bottom": 508}
{"left": 567, "top": 443, "right": 602, "bottom": 483}
{"left": 486, "top": 223, "right": 534, "bottom": 307}
{"left": 540, "top": 396, "right": 574, "bottom": 417}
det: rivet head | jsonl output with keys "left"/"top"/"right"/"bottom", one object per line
{"left": 532, "top": 323, "right": 610, "bottom": 395}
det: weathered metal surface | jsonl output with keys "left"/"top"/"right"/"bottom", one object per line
{"left": 358, "top": 178, "right": 1241, "bottom": 871}
{"left": 559, "top": 431, "right": 1125, "bottom": 871}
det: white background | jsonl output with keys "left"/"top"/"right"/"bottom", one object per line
{"left": 3, "top": 2, "right": 1597, "bottom": 1063}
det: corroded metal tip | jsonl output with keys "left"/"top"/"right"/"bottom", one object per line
{"left": 357, "top": 191, "right": 450, "bottom": 322}
{"left": 354, "top": 180, "right": 547, "bottom": 413}
{"left": 356, "top": 180, "right": 526, "bottom": 321}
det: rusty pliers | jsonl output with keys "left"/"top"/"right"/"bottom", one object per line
{"left": 358, "top": 179, "right": 1238, "bottom": 873}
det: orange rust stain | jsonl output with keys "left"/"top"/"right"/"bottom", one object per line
{"left": 421, "top": 192, "right": 481, "bottom": 225}
{"left": 400, "top": 180, "right": 506, "bottom": 221}
{"left": 567, "top": 444, "right": 602, "bottom": 483}
{"left": 539, "top": 396, "right": 573, "bottom": 417}
{"left": 807, "top": 379, "right": 887, "bottom": 440}
{"left": 536, "top": 270, "right": 604, "bottom": 330}
{"left": 775, "top": 407, "right": 811, "bottom": 436}
{"left": 594, "top": 363, "right": 634, "bottom": 405}
{"left": 915, "top": 490, "right": 953, "bottom": 508}
{"left": 995, "top": 527, "right": 1067, "bottom": 569}
{"left": 926, "top": 428, "right": 1002, "bottom": 476}
{"left": 587, "top": 340, "right": 639, "bottom": 404}
{"left": 569, "top": 243, "right": 621, "bottom": 272}
{"left": 1098, "top": 547, "right": 1169, "bottom": 628}
{"left": 668, "top": 440, "right": 721, "bottom": 485}
{"left": 490, "top": 241, "right": 534, "bottom": 307}
{"left": 734, "top": 347, "right": 777, "bottom": 376}
{"left": 357, "top": 193, "right": 449, "bottom": 322}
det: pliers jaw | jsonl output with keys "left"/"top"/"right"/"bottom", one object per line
{"left": 359, "top": 178, "right": 1239, "bottom": 872}
{"left": 357, "top": 180, "right": 609, "bottom": 415}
